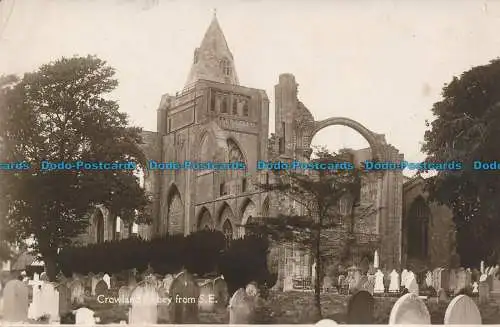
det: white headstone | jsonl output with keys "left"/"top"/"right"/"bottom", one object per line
{"left": 103, "top": 274, "right": 111, "bottom": 288}
{"left": 389, "top": 293, "right": 431, "bottom": 324}
{"left": 40, "top": 282, "right": 60, "bottom": 322}
{"left": 389, "top": 269, "right": 400, "bottom": 293}
{"left": 407, "top": 275, "right": 419, "bottom": 296}
{"left": 444, "top": 294, "right": 482, "bottom": 324}
{"left": 473, "top": 282, "right": 479, "bottom": 294}
{"left": 74, "top": 307, "right": 95, "bottom": 325}
{"left": 401, "top": 269, "right": 408, "bottom": 288}
{"left": 481, "top": 261, "right": 485, "bottom": 274}
{"left": 373, "top": 250, "right": 379, "bottom": 269}
{"left": 128, "top": 283, "right": 159, "bottom": 324}
{"left": 425, "top": 271, "right": 433, "bottom": 288}
{"left": 405, "top": 271, "right": 416, "bottom": 289}
{"left": 3, "top": 279, "right": 29, "bottom": 322}
{"left": 228, "top": 287, "right": 257, "bottom": 324}
{"left": 374, "top": 269, "right": 384, "bottom": 293}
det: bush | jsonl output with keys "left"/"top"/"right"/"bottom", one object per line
{"left": 57, "top": 230, "right": 226, "bottom": 276}
{"left": 219, "top": 235, "right": 277, "bottom": 296}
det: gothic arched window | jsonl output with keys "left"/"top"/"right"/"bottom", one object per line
{"left": 407, "top": 197, "right": 430, "bottom": 259}
{"left": 223, "top": 219, "right": 233, "bottom": 246}
{"left": 221, "top": 96, "right": 228, "bottom": 113}
{"left": 96, "top": 210, "right": 104, "bottom": 244}
{"left": 242, "top": 100, "right": 249, "bottom": 116}
{"left": 232, "top": 98, "right": 238, "bottom": 115}
{"left": 227, "top": 139, "right": 246, "bottom": 180}
{"left": 165, "top": 186, "right": 184, "bottom": 235}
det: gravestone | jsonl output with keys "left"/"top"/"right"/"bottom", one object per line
{"left": 118, "top": 286, "right": 131, "bottom": 306}
{"left": 437, "top": 288, "right": 448, "bottom": 303}
{"left": 455, "top": 268, "right": 467, "bottom": 294}
{"left": 73, "top": 307, "right": 95, "bottom": 325}
{"left": 228, "top": 287, "right": 258, "bottom": 324}
{"left": 425, "top": 271, "right": 433, "bottom": 288}
{"left": 472, "top": 282, "right": 479, "bottom": 295}
{"left": 401, "top": 269, "right": 408, "bottom": 288}
{"left": 478, "top": 280, "right": 490, "bottom": 304}
{"left": 157, "top": 285, "right": 170, "bottom": 323}
{"left": 389, "top": 293, "right": 431, "bottom": 324}
{"left": 407, "top": 275, "right": 419, "bottom": 295}
{"left": 3, "top": 279, "right": 29, "bottom": 322}
{"left": 465, "top": 268, "right": 472, "bottom": 288}
{"left": 198, "top": 280, "right": 215, "bottom": 312}
{"left": 40, "top": 282, "right": 60, "bottom": 322}
{"left": 103, "top": 274, "right": 111, "bottom": 288}
{"left": 389, "top": 269, "right": 400, "bottom": 293}
{"left": 347, "top": 290, "right": 374, "bottom": 324}
{"left": 361, "top": 275, "right": 375, "bottom": 295}
{"left": 128, "top": 282, "right": 159, "bottom": 324}
{"left": 70, "top": 280, "right": 85, "bottom": 304}
{"left": 449, "top": 269, "right": 458, "bottom": 294}
{"left": 95, "top": 279, "right": 108, "bottom": 298}
{"left": 169, "top": 270, "right": 200, "bottom": 323}
{"left": 28, "top": 280, "right": 43, "bottom": 320}
{"left": 373, "top": 269, "right": 384, "bottom": 294}
{"left": 444, "top": 294, "right": 482, "bottom": 324}
{"left": 163, "top": 274, "right": 174, "bottom": 290}
{"left": 91, "top": 275, "right": 99, "bottom": 296}
{"left": 213, "top": 277, "right": 229, "bottom": 309}
{"left": 56, "top": 283, "right": 72, "bottom": 316}
{"left": 322, "top": 276, "right": 333, "bottom": 292}
{"left": 405, "top": 271, "right": 416, "bottom": 289}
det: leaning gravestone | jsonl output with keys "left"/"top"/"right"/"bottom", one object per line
{"left": 128, "top": 282, "right": 159, "bottom": 324}
{"left": 3, "top": 279, "right": 29, "bottom": 322}
{"left": 213, "top": 277, "right": 229, "bottom": 309}
{"left": 388, "top": 293, "right": 431, "bottom": 324}
{"left": 229, "top": 287, "right": 258, "bottom": 324}
{"left": 169, "top": 270, "right": 200, "bottom": 323}
{"left": 347, "top": 290, "right": 374, "bottom": 324}
{"left": 444, "top": 294, "right": 481, "bottom": 324}
{"left": 198, "top": 280, "right": 215, "bottom": 312}
{"left": 56, "top": 283, "right": 72, "bottom": 316}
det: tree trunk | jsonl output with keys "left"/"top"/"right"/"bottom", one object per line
{"left": 40, "top": 244, "right": 58, "bottom": 282}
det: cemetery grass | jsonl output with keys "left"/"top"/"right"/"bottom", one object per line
{"left": 81, "top": 291, "right": 500, "bottom": 324}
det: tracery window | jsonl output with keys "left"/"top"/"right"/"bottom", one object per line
{"left": 220, "top": 59, "right": 231, "bottom": 76}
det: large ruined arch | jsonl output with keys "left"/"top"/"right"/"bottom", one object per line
{"left": 164, "top": 184, "right": 184, "bottom": 235}
{"left": 303, "top": 117, "right": 386, "bottom": 161}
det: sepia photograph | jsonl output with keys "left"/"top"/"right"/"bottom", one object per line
{"left": 1, "top": 0, "right": 500, "bottom": 324}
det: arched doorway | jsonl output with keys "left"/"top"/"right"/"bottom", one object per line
{"left": 407, "top": 196, "right": 430, "bottom": 259}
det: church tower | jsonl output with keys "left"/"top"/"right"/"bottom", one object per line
{"left": 149, "top": 14, "right": 269, "bottom": 237}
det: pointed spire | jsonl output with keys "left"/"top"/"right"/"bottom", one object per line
{"left": 184, "top": 14, "right": 239, "bottom": 87}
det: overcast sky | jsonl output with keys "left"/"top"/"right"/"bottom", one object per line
{"left": 1, "top": 0, "right": 500, "bottom": 167}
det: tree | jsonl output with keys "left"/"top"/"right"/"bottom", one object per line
{"left": 0, "top": 56, "right": 150, "bottom": 280}
{"left": 422, "top": 58, "right": 500, "bottom": 266}
{"left": 253, "top": 147, "right": 372, "bottom": 318}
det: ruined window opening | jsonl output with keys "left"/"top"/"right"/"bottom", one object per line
{"left": 232, "top": 98, "right": 238, "bottom": 115}
{"left": 221, "top": 96, "right": 228, "bottom": 113}
{"left": 243, "top": 101, "right": 249, "bottom": 116}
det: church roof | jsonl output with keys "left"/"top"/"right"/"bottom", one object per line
{"left": 184, "top": 13, "right": 239, "bottom": 88}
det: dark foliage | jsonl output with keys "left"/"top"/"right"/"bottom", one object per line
{"left": 219, "top": 235, "right": 277, "bottom": 296}
{"left": 57, "top": 230, "right": 227, "bottom": 277}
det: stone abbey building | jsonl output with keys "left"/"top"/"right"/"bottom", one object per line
{"left": 82, "top": 15, "right": 458, "bottom": 289}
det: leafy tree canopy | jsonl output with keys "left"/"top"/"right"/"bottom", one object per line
{"left": 422, "top": 58, "right": 500, "bottom": 265}
{"left": 0, "top": 56, "right": 150, "bottom": 278}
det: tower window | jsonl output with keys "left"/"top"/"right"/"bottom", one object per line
{"left": 221, "top": 96, "right": 228, "bottom": 113}
{"left": 167, "top": 118, "right": 172, "bottom": 132}
{"left": 243, "top": 101, "right": 249, "bottom": 116}
{"left": 232, "top": 98, "right": 238, "bottom": 115}
{"left": 220, "top": 59, "right": 231, "bottom": 76}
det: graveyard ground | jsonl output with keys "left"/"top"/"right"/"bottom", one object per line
{"left": 81, "top": 291, "right": 500, "bottom": 324}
